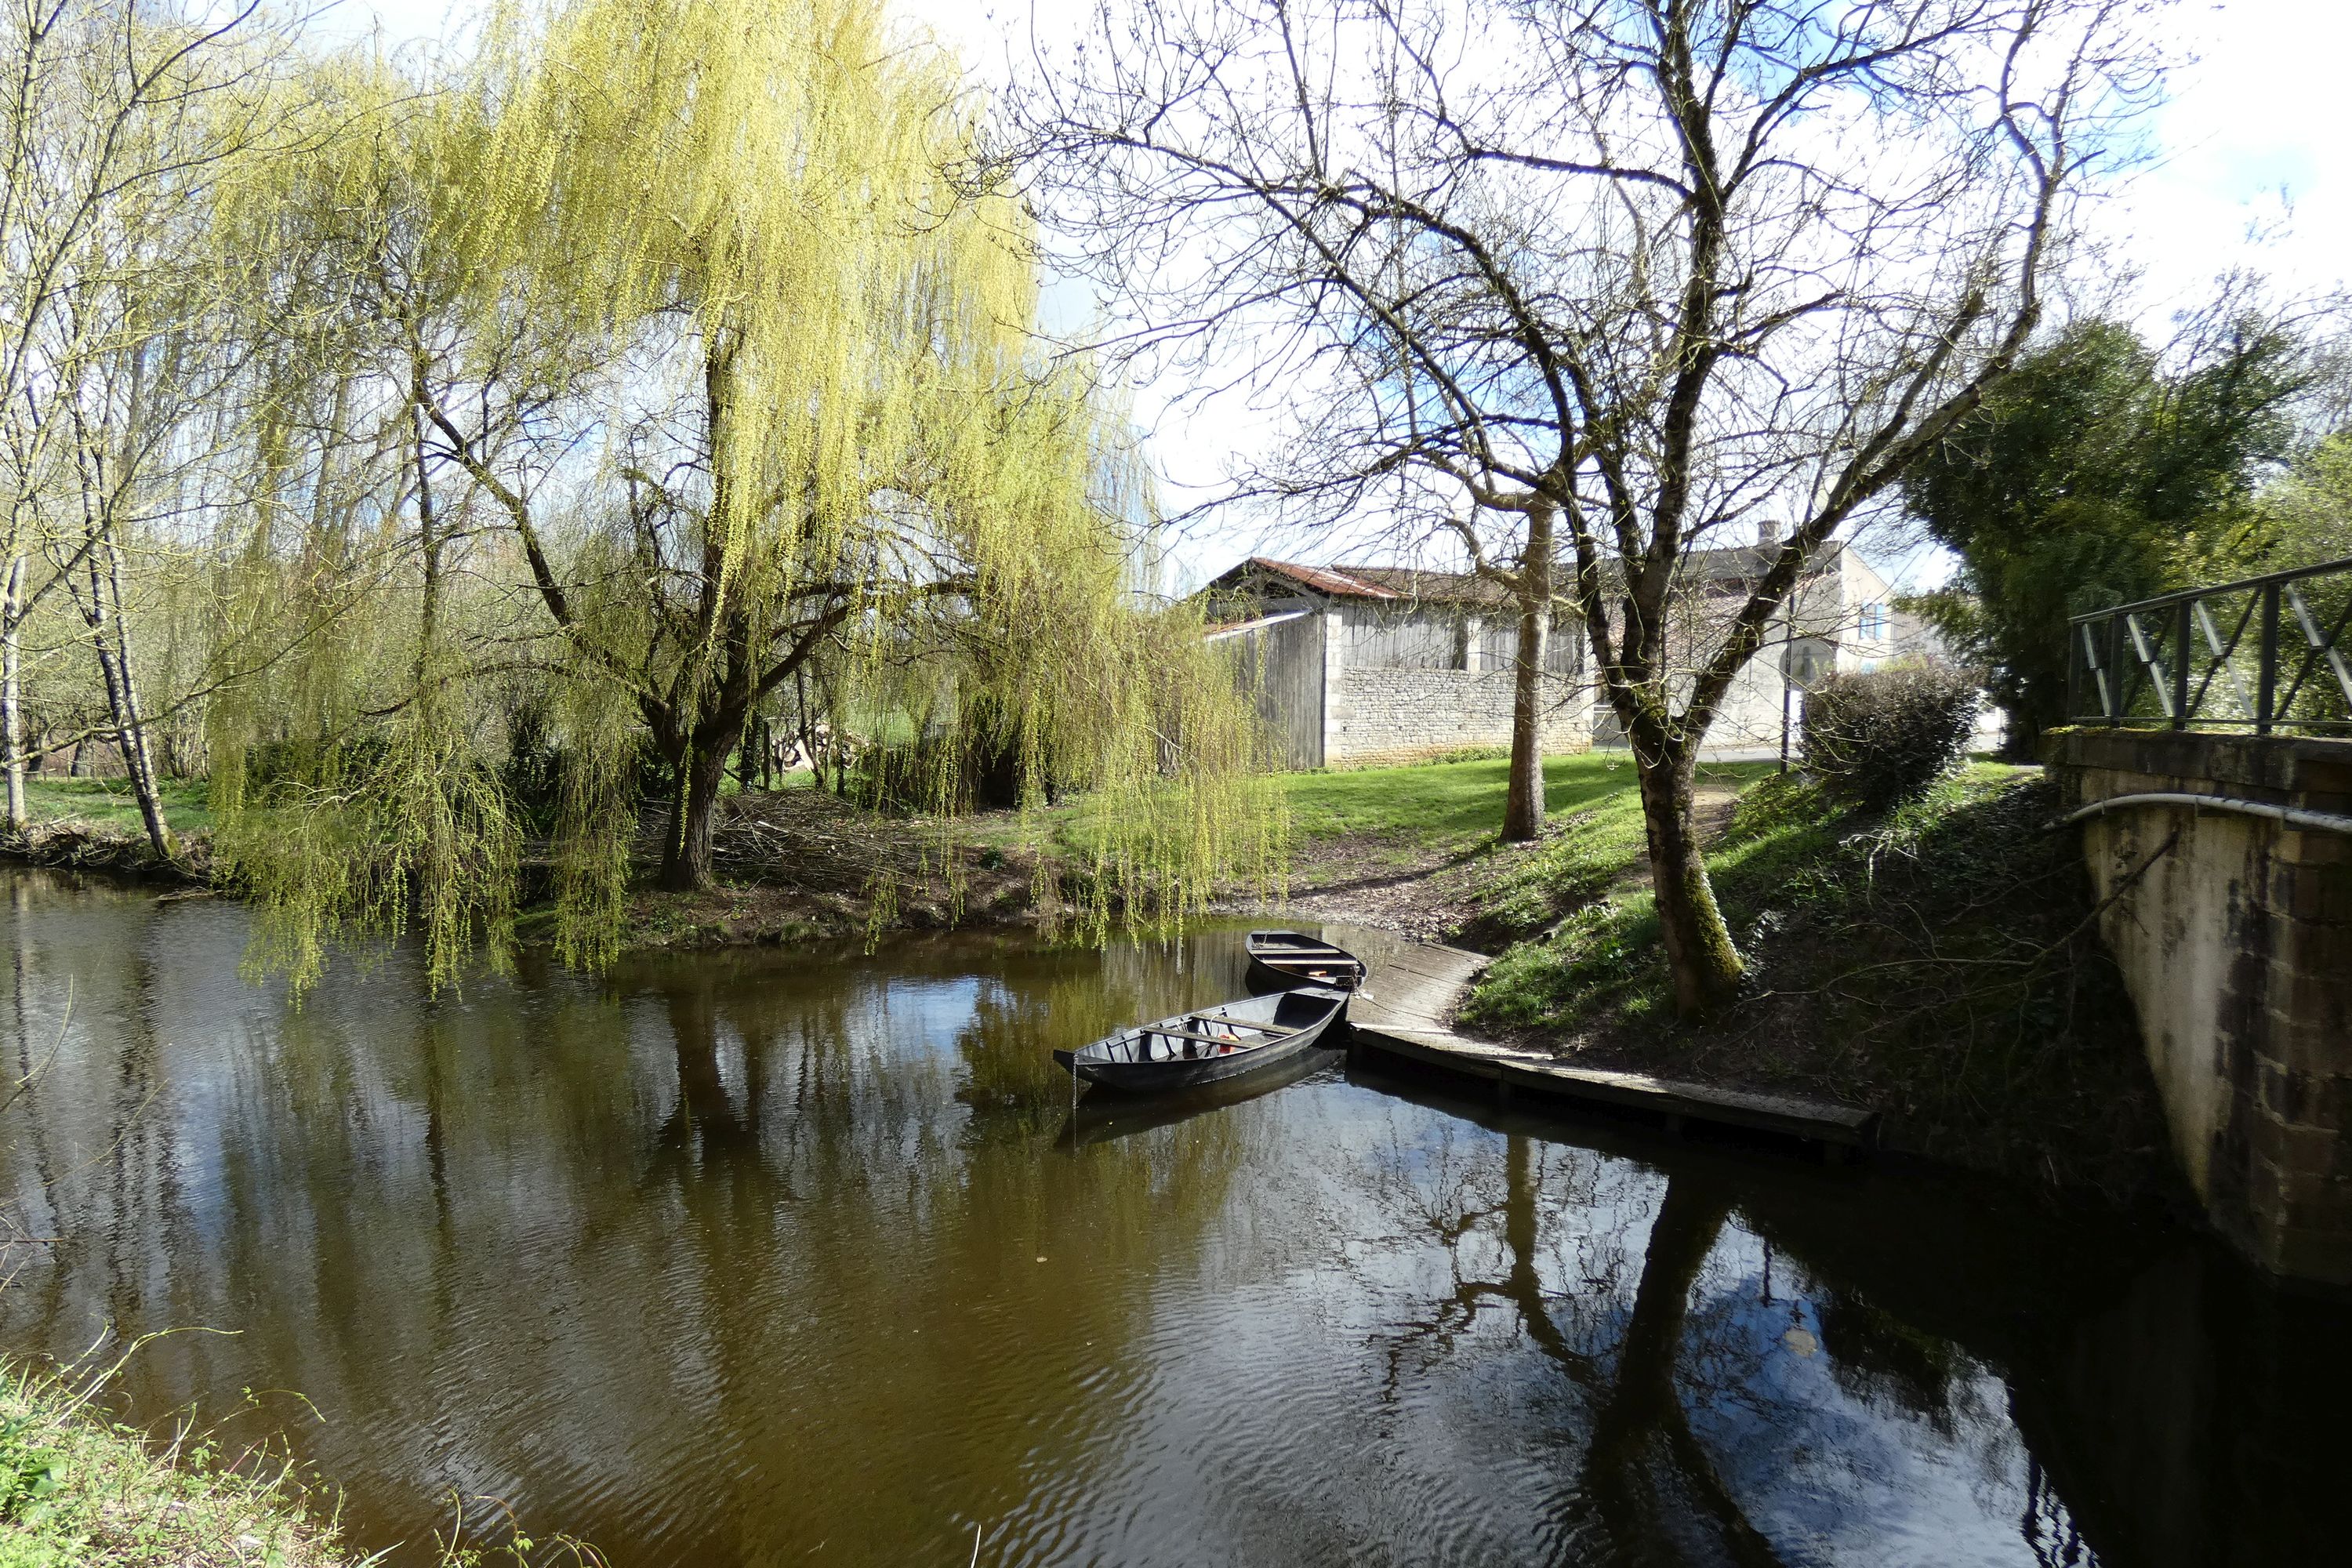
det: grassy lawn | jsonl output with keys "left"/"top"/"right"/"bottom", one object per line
{"left": 1281, "top": 750, "right": 1770, "bottom": 851}
{"left": 1282, "top": 750, "right": 1780, "bottom": 943}
{"left": 20, "top": 777, "right": 212, "bottom": 834}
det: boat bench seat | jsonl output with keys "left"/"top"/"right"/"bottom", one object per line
{"left": 1186, "top": 1015, "right": 1308, "bottom": 1038}
{"left": 1142, "top": 1018, "right": 1301, "bottom": 1050}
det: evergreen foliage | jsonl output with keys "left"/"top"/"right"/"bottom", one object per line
{"left": 1900, "top": 316, "right": 2307, "bottom": 745}
{"left": 1800, "top": 664, "right": 1980, "bottom": 809}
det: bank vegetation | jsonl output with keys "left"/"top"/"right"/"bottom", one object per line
{"left": 0, "top": 0, "right": 1284, "bottom": 999}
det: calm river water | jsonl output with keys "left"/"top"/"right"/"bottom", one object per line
{"left": 0, "top": 866, "right": 2343, "bottom": 1566}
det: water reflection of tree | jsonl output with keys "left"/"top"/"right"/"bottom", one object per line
{"left": 1360, "top": 1131, "right": 1787, "bottom": 1566}
{"left": 1570, "top": 1176, "right": 1784, "bottom": 1568}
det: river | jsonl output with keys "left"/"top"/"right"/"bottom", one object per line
{"left": 0, "top": 866, "right": 2341, "bottom": 1566}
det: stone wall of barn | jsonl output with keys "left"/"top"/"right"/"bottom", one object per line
{"left": 1323, "top": 604, "right": 1591, "bottom": 766}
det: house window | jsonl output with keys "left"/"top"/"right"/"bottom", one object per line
{"left": 1858, "top": 602, "right": 1887, "bottom": 642}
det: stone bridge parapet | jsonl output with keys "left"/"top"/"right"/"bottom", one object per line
{"left": 2051, "top": 729, "right": 2352, "bottom": 1286}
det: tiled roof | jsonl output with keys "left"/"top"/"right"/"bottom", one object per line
{"left": 1234, "top": 557, "right": 1403, "bottom": 599}
{"left": 1329, "top": 565, "right": 1518, "bottom": 606}
{"left": 1220, "top": 557, "right": 1515, "bottom": 604}
{"left": 1214, "top": 542, "right": 1838, "bottom": 604}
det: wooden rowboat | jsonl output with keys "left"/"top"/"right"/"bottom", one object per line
{"left": 1051, "top": 985, "right": 1350, "bottom": 1094}
{"left": 1244, "top": 929, "right": 1367, "bottom": 992}
{"left": 1057, "top": 1047, "right": 1334, "bottom": 1148}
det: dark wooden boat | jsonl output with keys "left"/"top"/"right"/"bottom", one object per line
{"left": 1051, "top": 985, "right": 1349, "bottom": 1094}
{"left": 1057, "top": 1047, "right": 1335, "bottom": 1149}
{"left": 1244, "top": 929, "right": 1367, "bottom": 992}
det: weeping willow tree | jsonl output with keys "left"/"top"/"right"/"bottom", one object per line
{"left": 200, "top": 0, "right": 1279, "bottom": 993}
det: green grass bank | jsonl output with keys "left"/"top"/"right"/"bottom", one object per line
{"left": 1262, "top": 750, "right": 2169, "bottom": 1197}
{"left": 0, "top": 1360, "right": 346, "bottom": 1568}
{"left": 0, "top": 1359, "right": 586, "bottom": 1566}
{"left": 1450, "top": 764, "right": 2170, "bottom": 1197}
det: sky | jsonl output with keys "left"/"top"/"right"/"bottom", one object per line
{"left": 329, "top": 0, "right": 2352, "bottom": 593}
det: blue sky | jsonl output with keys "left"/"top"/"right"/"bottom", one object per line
{"left": 333, "top": 0, "right": 2351, "bottom": 591}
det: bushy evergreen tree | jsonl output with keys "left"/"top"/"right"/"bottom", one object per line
{"left": 1900, "top": 316, "right": 2306, "bottom": 748}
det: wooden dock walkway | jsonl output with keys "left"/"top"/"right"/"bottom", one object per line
{"left": 1343, "top": 935, "right": 1878, "bottom": 1157}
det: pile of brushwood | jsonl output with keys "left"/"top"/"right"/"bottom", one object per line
{"left": 1468, "top": 765, "right": 2176, "bottom": 1200}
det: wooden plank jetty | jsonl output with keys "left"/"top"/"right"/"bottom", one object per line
{"left": 1346, "top": 938, "right": 1878, "bottom": 1157}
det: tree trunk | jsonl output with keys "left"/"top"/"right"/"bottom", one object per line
{"left": 2, "top": 556, "right": 23, "bottom": 831}
{"left": 1501, "top": 504, "right": 1556, "bottom": 842}
{"left": 735, "top": 719, "right": 760, "bottom": 793}
{"left": 659, "top": 725, "right": 732, "bottom": 891}
{"left": 95, "top": 544, "right": 172, "bottom": 858}
{"left": 1633, "top": 739, "right": 1743, "bottom": 1018}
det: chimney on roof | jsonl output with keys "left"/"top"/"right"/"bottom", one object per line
{"left": 1758, "top": 519, "right": 1782, "bottom": 551}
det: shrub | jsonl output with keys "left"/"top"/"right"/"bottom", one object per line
{"left": 1800, "top": 662, "right": 1980, "bottom": 808}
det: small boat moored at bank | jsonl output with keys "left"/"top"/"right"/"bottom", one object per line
{"left": 1244, "top": 929, "right": 1367, "bottom": 991}
{"left": 1052, "top": 985, "right": 1349, "bottom": 1094}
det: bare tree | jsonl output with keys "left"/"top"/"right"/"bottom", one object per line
{"left": 0, "top": 0, "right": 296, "bottom": 853}
{"left": 1025, "top": 0, "right": 2164, "bottom": 1014}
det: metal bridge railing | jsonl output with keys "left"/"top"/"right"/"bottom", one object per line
{"left": 2067, "top": 555, "right": 2352, "bottom": 735}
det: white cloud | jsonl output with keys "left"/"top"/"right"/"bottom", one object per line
{"left": 2105, "top": 0, "right": 2352, "bottom": 319}
{"left": 322, "top": 0, "right": 2352, "bottom": 589}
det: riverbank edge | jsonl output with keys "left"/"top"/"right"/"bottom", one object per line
{"left": 0, "top": 822, "right": 205, "bottom": 886}
{"left": 0, "top": 1359, "right": 351, "bottom": 1566}
{"left": 0, "top": 815, "right": 1047, "bottom": 954}
{"left": 2, "top": 793, "right": 2181, "bottom": 1215}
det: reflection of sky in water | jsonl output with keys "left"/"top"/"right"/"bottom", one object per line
{"left": 1087, "top": 1086, "right": 2087, "bottom": 1566}
{"left": 1, "top": 877, "right": 2332, "bottom": 1566}
{"left": 1688, "top": 1243, "right": 2050, "bottom": 1568}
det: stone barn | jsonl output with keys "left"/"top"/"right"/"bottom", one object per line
{"left": 1200, "top": 559, "right": 1591, "bottom": 768}
{"left": 1202, "top": 539, "right": 1928, "bottom": 767}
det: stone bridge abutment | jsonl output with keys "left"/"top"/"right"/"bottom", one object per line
{"left": 2052, "top": 730, "right": 2352, "bottom": 1287}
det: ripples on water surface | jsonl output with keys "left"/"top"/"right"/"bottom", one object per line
{"left": 0, "top": 867, "right": 2344, "bottom": 1566}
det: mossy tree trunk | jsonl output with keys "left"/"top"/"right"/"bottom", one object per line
{"left": 100, "top": 539, "right": 172, "bottom": 858}
{"left": 71, "top": 537, "right": 172, "bottom": 858}
{"left": 1628, "top": 728, "right": 1743, "bottom": 1018}
{"left": 662, "top": 721, "right": 736, "bottom": 891}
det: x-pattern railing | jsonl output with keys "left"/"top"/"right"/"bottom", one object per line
{"left": 2068, "top": 556, "right": 2352, "bottom": 735}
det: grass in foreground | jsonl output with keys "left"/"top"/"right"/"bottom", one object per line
{"left": 0, "top": 1359, "right": 591, "bottom": 1568}
{"left": 1465, "top": 764, "right": 2170, "bottom": 1195}
{"left": 20, "top": 778, "right": 212, "bottom": 836}
{"left": 0, "top": 1359, "right": 342, "bottom": 1568}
